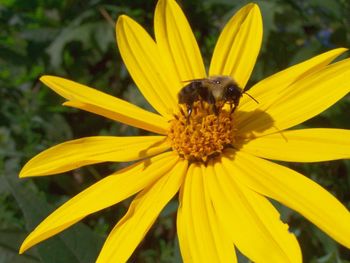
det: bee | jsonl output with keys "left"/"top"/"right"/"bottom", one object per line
{"left": 178, "top": 75, "right": 258, "bottom": 118}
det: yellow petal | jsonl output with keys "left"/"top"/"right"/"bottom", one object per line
{"left": 240, "top": 128, "right": 350, "bottom": 162}
{"left": 63, "top": 100, "right": 167, "bottom": 135}
{"left": 200, "top": 164, "right": 238, "bottom": 263}
{"left": 20, "top": 136, "right": 170, "bottom": 177}
{"left": 19, "top": 152, "right": 178, "bottom": 254}
{"left": 96, "top": 160, "right": 187, "bottom": 263}
{"left": 237, "top": 48, "right": 348, "bottom": 113}
{"left": 177, "top": 165, "right": 199, "bottom": 262}
{"left": 177, "top": 164, "right": 236, "bottom": 262}
{"left": 224, "top": 150, "right": 350, "bottom": 249}
{"left": 116, "top": 15, "right": 178, "bottom": 117}
{"left": 40, "top": 76, "right": 169, "bottom": 135}
{"left": 237, "top": 57, "right": 350, "bottom": 136}
{"left": 209, "top": 3, "right": 262, "bottom": 88}
{"left": 207, "top": 161, "right": 301, "bottom": 263}
{"left": 154, "top": 0, "right": 206, "bottom": 95}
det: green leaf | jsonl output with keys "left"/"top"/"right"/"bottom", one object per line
{"left": 308, "top": 0, "right": 342, "bottom": 18}
{"left": 46, "top": 22, "right": 113, "bottom": 68}
{"left": 0, "top": 229, "right": 40, "bottom": 263}
{"left": 0, "top": 176, "right": 9, "bottom": 195}
{"left": 3, "top": 171, "right": 103, "bottom": 263}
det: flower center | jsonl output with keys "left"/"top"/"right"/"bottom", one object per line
{"left": 168, "top": 102, "right": 236, "bottom": 163}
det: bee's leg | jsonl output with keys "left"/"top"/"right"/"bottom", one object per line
{"left": 212, "top": 104, "right": 219, "bottom": 116}
{"left": 230, "top": 104, "right": 237, "bottom": 114}
{"left": 212, "top": 104, "right": 221, "bottom": 124}
{"left": 186, "top": 105, "right": 193, "bottom": 123}
{"left": 187, "top": 107, "right": 193, "bottom": 118}
{"left": 180, "top": 107, "right": 186, "bottom": 117}
{"left": 200, "top": 100, "right": 204, "bottom": 110}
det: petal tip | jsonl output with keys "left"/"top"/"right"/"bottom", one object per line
{"left": 242, "top": 3, "right": 262, "bottom": 21}
{"left": 116, "top": 15, "right": 126, "bottom": 29}
{"left": 117, "top": 14, "right": 131, "bottom": 26}
{"left": 39, "top": 75, "right": 50, "bottom": 84}
{"left": 19, "top": 247, "right": 25, "bottom": 254}
{"left": 19, "top": 235, "right": 37, "bottom": 254}
{"left": 19, "top": 166, "right": 30, "bottom": 178}
{"left": 117, "top": 14, "right": 126, "bottom": 21}
{"left": 250, "top": 3, "right": 262, "bottom": 17}
{"left": 40, "top": 75, "right": 60, "bottom": 86}
{"left": 246, "top": 2, "right": 260, "bottom": 11}
{"left": 19, "top": 170, "right": 34, "bottom": 178}
{"left": 116, "top": 15, "right": 133, "bottom": 36}
{"left": 335, "top": 47, "right": 348, "bottom": 53}
{"left": 19, "top": 240, "right": 30, "bottom": 254}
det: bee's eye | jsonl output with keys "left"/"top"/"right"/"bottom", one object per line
{"left": 226, "top": 85, "right": 240, "bottom": 99}
{"left": 228, "top": 86, "right": 235, "bottom": 93}
{"left": 214, "top": 80, "right": 220, "bottom": 84}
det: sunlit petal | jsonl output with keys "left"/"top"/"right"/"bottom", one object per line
{"left": 63, "top": 100, "right": 168, "bottom": 135}
{"left": 240, "top": 128, "right": 350, "bottom": 162}
{"left": 19, "top": 152, "right": 178, "bottom": 253}
{"left": 41, "top": 76, "right": 169, "bottom": 135}
{"left": 238, "top": 48, "right": 347, "bottom": 112}
{"left": 209, "top": 4, "right": 262, "bottom": 88}
{"left": 207, "top": 161, "right": 301, "bottom": 263}
{"left": 237, "top": 57, "right": 350, "bottom": 136}
{"left": 96, "top": 160, "right": 187, "bottom": 263}
{"left": 20, "top": 136, "right": 170, "bottom": 177}
{"left": 116, "top": 15, "right": 178, "bottom": 117}
{"left": 224, "top": 151, "right": 350, "bottom": 249}
{"left": 155, "top": 0, "right": 206, "bottom": 98}
{"left": 177, "top": 164, "right": 236, "bottom": 262}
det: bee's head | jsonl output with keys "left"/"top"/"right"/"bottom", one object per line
{"left": 224, "top": 83, "right": 242, "bottom": 103}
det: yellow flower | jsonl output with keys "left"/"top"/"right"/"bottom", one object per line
{"left": 19, "top": 1, "right": 350, "bottom": 262}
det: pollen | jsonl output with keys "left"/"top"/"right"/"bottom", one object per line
{"left": 168, "top": 102, "right": 236, "bottom": 163}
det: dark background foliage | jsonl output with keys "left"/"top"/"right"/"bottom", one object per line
{"left": 1, "top": 0, "right": 350, "bottom": 262}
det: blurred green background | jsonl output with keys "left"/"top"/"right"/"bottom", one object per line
{"left": 1, "top": 0, "right": 350, "bottom": 262}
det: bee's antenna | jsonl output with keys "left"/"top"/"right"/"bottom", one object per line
{"left": 244, "top": 92, "right": 259, "bottom": 104}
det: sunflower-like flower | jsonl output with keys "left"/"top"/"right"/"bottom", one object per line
{"left": 19, "top": 1, "right": 350, "bottom": 262}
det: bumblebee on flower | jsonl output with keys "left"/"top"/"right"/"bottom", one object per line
{"left": 19, "top": 0, "right": 350, "bottom": 262}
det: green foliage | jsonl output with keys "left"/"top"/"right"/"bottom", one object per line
{"left": 4, "top": 171, "right": 103, "bottom": 263}
{"left": 1, "top": 0, "right": 350, "bottom": 262}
